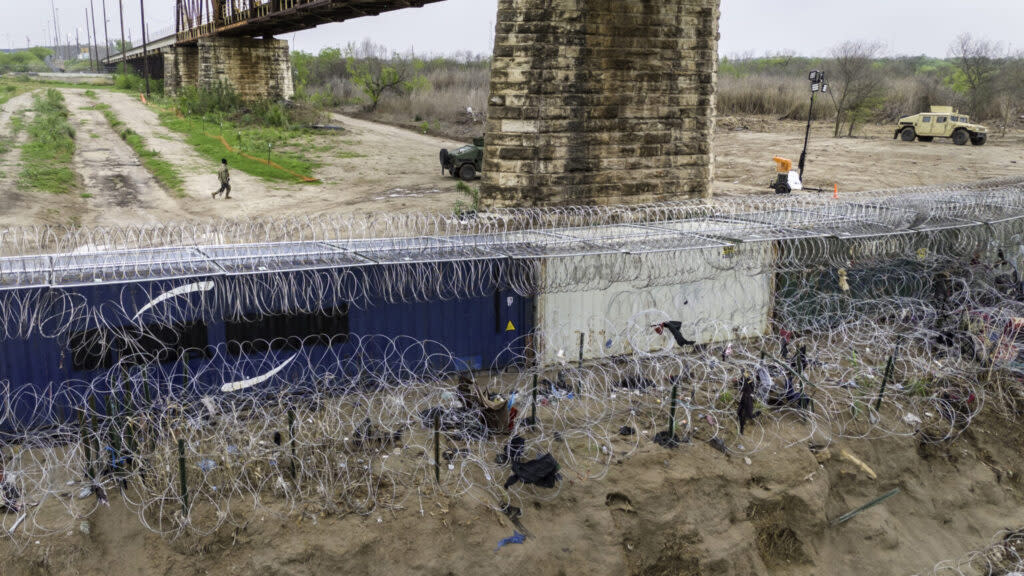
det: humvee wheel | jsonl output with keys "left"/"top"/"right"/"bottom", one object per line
{"left": 952, "top": 129, "right": 969, "bottom": 146}
{"left": 459, "top": 164, "right": 477, "bottom": 181}
{"left": 971, "top": 134, "right": 987, "bottom": 146}
{"left": 918, "top": 136, "right": 934, "bottom": 143}
{"left": 900, "top": 127, "right": 916, "bottom": 142}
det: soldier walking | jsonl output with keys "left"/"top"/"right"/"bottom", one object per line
{"left": 212, "top": 158, "right": 232, "bottom": 199}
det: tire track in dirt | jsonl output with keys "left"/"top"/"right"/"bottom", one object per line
{"left": 0, "top": 91, "right": 42, "bottom": 227}
{"left": 94, "top": 90, "right": 276, "bottom": 221}
{"left": 63, "top": 90, "right": 191, "bottom": 226}
{"left": 95, "top": 91, "right": 468, "bottom": 220}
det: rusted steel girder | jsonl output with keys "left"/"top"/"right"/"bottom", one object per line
{"left": 175, "top": 0, "right": 446, "bottom": 43}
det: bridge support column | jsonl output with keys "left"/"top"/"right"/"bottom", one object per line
{"left": 164, "top": 45, "right": 198, "bottom": 98}
{"left": 166, "top": 37, "right": 293, "bottom": 101}
{"left": 483, "top": 0, "right": 721, "bottom": 206}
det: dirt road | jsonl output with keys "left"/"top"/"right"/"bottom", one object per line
{"left": 87, "top": 91, "right": 467, "bottom": 225}
{"left": 1, "top": 90, "right": 1022, "bottom": 227}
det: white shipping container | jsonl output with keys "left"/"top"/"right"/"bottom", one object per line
{"left": 535, "top": 239, "right": 774, "bottom": 365}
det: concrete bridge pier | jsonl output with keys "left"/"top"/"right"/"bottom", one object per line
{"left": 164, "top": 37, "right": 294, "bottom": 101}
{"left": 483, "top": 0, "right": 722, "bottom": 206}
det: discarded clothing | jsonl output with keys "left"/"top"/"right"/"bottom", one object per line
{"left": 497, "top": 435, "right": 526, "bottom": 466}
{"left": 0, "top": 480, "right": 20, "bottom": 512}
{"left": 708, "top": 436, "right": 729, "bottom": 456}
{"left": 653, "top": 430, "right": 682, "bottom": 448}
{"left": 756, "top": 366, "right": 774, "bottom": 400}
{"left": 654, "top": 321, "right": 696, "bottom": 347}
{"left": 737, "top": 376, "right": 761, "bottom": 436}
{"left": 495, "top": 531, "right": 527, "bottom": 551}
{"left": 618, "top": 425, "right": 636, "bottom": 436}
{"left": 504, "top": 453, "right": 561, "bottom": 489}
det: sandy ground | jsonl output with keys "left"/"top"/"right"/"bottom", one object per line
{"left": 2, "top": 96, "right": 1024, "bottom": 575}
{"left": 3, "top": 408, "right": 1023, "bottom": 576}
{"left": 1, "top": 90, "right": 1022, "bottom": 228}
{"left": 85, "top": 90, "right": 468, "bottom": 225}
{"left": 713, "top": 116, "right": 1024, "bottom": 196}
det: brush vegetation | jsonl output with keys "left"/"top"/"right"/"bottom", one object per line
{"left": 291, "top": 35, "right": 1024, "bottom": 139}
{"left": 292, "top": 40, "right": 489, "bottom": 139}
{"left": 160, "top": 83, "right": 321, "bottom": 183}
{"left": 19, "top": 89, "right": 77, "bottom": 194}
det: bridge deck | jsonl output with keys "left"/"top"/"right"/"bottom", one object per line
{"left": 193, "top": 0, "right": 447, "bottom": 41}
{"left": 103, "top": 0, "right": 446, "bottom": 64}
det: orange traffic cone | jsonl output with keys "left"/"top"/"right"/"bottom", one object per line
{"left": 833, "top": 183, "right": 838, "bottom": 199}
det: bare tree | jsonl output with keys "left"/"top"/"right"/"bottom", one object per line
{"left": 829, "top": 41, "right": 886, "bottom": 137}
{"left": 995, "top": 51, "right": 1024, "bottom": 135}
{"left": 949, "top": 34, "right": 1002, "bottom": 116}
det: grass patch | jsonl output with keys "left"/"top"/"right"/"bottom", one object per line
{"left": 94, "top": 102, "right": 185, "bottom": 196}
{"left": 19, "top": 89, "right": 77, "bottom": 194}
{"left": 80, "top": 192, "right": 93, "bottom": 198}
{"left": 159, "top": 109, "right": 319, "bottom": 183}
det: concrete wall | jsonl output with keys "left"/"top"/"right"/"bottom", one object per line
{"left": 165, "top": 37, "right": 293, "bottom": 101}
{"left": 484, "top": 0, "right": 722, "bottom": 206}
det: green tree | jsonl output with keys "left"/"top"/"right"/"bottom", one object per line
{"left": 344, "top": 41, "right": 426, "bottom": 112}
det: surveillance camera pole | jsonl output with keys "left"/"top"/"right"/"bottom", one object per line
{"left": 798, "top": 70, "right": 827, "bottom": 180}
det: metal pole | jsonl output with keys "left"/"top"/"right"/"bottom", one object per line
{"left": 102, "top": 0, "right": 111, "bottom": 64}
{"left": 798, "top": 90, "right": 816, "bottom": 179}
{"left": 668, "top": 382, "right": 679, "bottom": 436}
{"left": 287, "top": 408, "right": 296, "bottom": 480}
{"left": 530, "top": 373, "right": 537, "bottom": 423}
{"left": 84, "top": 11, "right": 94, "bottom": 72}
{"left": 50, "top": 2, "right": 60, "bottom": 59}
{"left": 577, "top": 332, "right": 585, "bottom": 368}
{"left": 433, "top": 411, "right": 441, "bottom": 484}
{"left": 177, "top": 439, "right": 189, "bottom": 515}
{"left": 139, "top": 0, "right": 150, "bottom": 97}
{"left": 118, "top": 0, "right": 127, "bottom": 76}
{"left": 875, "top": 353, "right": 896, "bottom": 411}
{"left": 91, "top": 0, "right": 101, "bottom": 72}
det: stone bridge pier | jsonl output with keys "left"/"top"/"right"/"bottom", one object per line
{"left": 164, "top": 37, "right": 293, "bottom": 101}
{"left": 484, "top": 0, "right": 721, "bottom": 205}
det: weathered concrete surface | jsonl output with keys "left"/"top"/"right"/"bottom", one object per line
{"left": 483, "top": 0, "right": 721, "bottom": 206}
{"left": 165, "top": 37, "right": 293, "bottom": 100}
{"left": 163, "top": 45, "right": 198, "bottom": 97}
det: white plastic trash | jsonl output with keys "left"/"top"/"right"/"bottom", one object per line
{"left": 788, "top": 171, "right": 803, "bottom": 191}
{"left": 903, "top": 413, "right": 922, "bottom": 426}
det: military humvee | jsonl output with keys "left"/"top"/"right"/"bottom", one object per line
{"left": 894, "top": 106, "right": 988, "bottom": 146}
{"left": 440, "top": 137, "right": 484, "bottom": 181}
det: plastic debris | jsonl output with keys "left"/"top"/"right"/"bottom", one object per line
{"left": 903, "top": 413, "right": 922, "bottom": 426}
{"left": 198, "top": 459, "right": 217, "bottom": 473}
{"left": 9, "top": 513, "right": 26, "bottom": 534}
{"left": 495, "top": 530, "right": 527, "bottom": 551}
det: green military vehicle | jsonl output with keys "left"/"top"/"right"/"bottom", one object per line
{"left": 440, "top": 137, "right": 484, "bottom": 181}
{"left": 894, "top": 106, "right": 988, "bottom": 146}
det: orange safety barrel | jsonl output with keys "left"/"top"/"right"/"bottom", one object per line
{"left": 773, "top": 156, "right": 793, "bottom": 173}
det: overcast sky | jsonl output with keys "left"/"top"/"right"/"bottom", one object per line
{"left": 4, "top": 0, "right": 1021, "bottom": 58}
